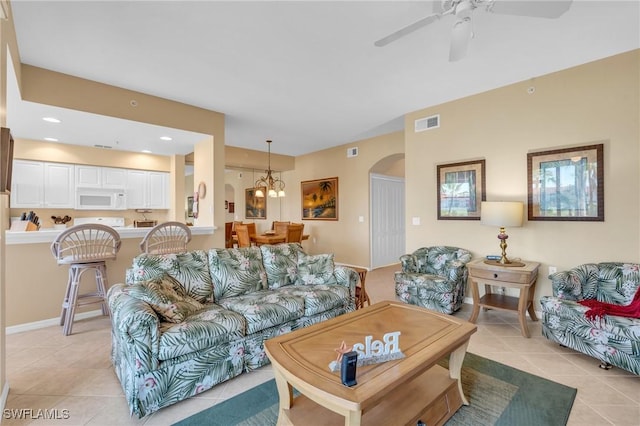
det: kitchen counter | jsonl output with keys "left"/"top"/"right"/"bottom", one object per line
{"left": 4, "top": 225, "right": 216, "bottom": 245}
{"left": 4, "top": 224, "right": 219, "bottom": 328}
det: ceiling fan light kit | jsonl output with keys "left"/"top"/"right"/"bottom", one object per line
{"left": 374, "top": 0, "right": 573, "bottom": 62}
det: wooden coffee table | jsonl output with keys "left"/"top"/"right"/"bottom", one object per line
{"left": 264, "top": 300, "right": 477, "bottom": 426}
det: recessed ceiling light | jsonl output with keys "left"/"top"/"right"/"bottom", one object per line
{"left": 42, "top": 117, "right": 61, "bottom": 123}
{"left": 141, "top": 149, "right": 152, "bottom": 153}
{"left": 44, "top": 137, "right": 58, "bottom": 142}
{"left": 160, "top": 136, "right": 172, "bottom": 141}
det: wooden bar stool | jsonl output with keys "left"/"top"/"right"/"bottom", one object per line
{"left": 51, "top": 224, "right": 121, "bottom": 335}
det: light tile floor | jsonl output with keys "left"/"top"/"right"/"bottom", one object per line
{"left": 4, "top": 264, "right": 639, "bottom": 425}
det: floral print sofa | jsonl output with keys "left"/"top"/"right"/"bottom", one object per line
{"left": 394, "top": 246, "right": 472, "bottom": 314}
{"left": 107, "top": 243, "right": 358, "bottom": 417}
{"left": 540, "top": 262, "right": 640, "bottom": 375}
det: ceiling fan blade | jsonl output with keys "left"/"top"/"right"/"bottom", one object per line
{"left": 433, "top": 0, "right": 456, "bottom": 15}
{"left": 374, "top": 14, "right": 441, "bottom": 47}
{"left": 449, "top": 17, "right": 472, "bottom": 62}
{"left": 486, "top": 0, "right": 573, "bottom": 19}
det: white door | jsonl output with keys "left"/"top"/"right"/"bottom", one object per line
{"left": 370, "top": 174, "right": 405, "bottom": 269}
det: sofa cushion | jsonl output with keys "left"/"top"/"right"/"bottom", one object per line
{"left": 260, "top": 243, "right": 304, "bottom": 289}
{"left": 596, "top": 263, "right": 640, "bottom": 305}
{"left": 124, "top": 276, "right": 204, "bottom": 323}
{"left": 273, "top": 285, "right": 350, "bottom": 316}
{"left": 208, "top": 247, "right": 267, "bottom": 300}
{"left": 296, "top": 253, "right": 337, "bottom": 285}
{"left": 157, "top": 304, "right": 246, "bottom": 360}
{"left": 128, "top": 250, "right": 213, "bottom": 303}
{"left": 218, "top": 290, "right": 304, "bottom": 334}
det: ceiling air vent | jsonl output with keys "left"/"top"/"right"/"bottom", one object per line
{"left": 414, "top": 114, "right": 440, "bottom": 132}
{"left": 347, "top": 147, "right": 358, "bottom": 158}
{"left": 93, "top": 144, "right": 113, "bottom": 149}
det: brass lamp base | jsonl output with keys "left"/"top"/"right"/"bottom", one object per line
{"left": 485, "top": 227, "right": 524, "bottom": 267}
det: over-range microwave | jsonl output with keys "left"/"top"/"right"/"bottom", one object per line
{"left": 76, "top": 188, "right": 127, "bottom": 210}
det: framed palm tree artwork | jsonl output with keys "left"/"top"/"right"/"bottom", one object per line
{"left": 437, "top": 159, "right": 486, "bottom": 220}
{"left": 301, "top": 177, "right": 338, "bottom": 220}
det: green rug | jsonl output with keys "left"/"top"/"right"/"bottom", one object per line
{"left": 173, "top": 352, "right": 576, "bottom": 426}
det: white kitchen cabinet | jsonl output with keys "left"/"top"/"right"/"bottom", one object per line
{"left": 44, "top": 163, "right": 75, "bottom": 208}
{"left": 11, "top": 160, "right": 44, "bottom": 208}
{"left": 11, "top": 160, "right": 74, "bottom": 208}
{"left": 75, "top": 165, "right": 101, "bottom": 188}
{"left": 126, "top": 170, "right": 168, "bottom": 209}
{"left": 102, "top": 167, "right": 127, "bottom": 188}
{"left": 147, "top": 171, "right": 168, "bottom": 209}
{"left": 76, "top": 165, "right": 126, "bottom": 188}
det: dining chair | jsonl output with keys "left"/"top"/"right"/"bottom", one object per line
{"left": 274, "top": 221, "right": 290, "bottom": 235}
{"left": 235, "top": 224, "right": 252, "bottom": 247}
{"left": 51, "top": 224, "right": 121, "bottom": 335}
{"left": 225, "top": 222, "right": 234, "bottom": 248}
{"left": 285, "top": 223, "right": 304, "bottom": 243}
{"left": 139, "top": 221, "right": 192, "bottom": 254}
{"left": 245, "top": 222, "right": 257, "bottom": 237}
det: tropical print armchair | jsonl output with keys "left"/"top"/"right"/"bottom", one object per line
{"left": 394, "top": 246, "right": 472, "bottom": 314}
{"left": 541, "top": 262, "right": 640, "bottom": 375}
{"left": 108, "top": 243, "right": 358, "bottom": 417}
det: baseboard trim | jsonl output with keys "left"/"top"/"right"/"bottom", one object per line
{"left": 5, "top": 310, "right": 104, "bottom": 335}
{"left": 1, "top": 380, "right": 9, "bottom": 416}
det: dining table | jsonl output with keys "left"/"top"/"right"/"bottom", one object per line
{"left": 232, "top": 232, "right": 309, "bottom": 246}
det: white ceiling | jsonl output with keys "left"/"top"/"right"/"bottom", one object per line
{"left": 7, "top": 1, "right": 640, "bottom": 157}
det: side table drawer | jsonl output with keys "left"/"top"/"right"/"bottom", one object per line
{"left": 469, "top": 267, "right": 535, "bottom": 284}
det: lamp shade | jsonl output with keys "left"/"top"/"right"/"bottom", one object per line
{"left": 481, "top": 201, "right": 523, "bottom": 227}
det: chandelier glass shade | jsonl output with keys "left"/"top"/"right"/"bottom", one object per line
{"left": 254, "top": 140, "right": 285, "bottom": 198}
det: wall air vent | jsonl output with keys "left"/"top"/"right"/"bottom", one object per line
{"left": 414, "top": 114, "right": 440, "bottom": 132}
{"left": 347, "top": 147, "right": 358, "bottom": 158}
{"left": 93, "top": 144, "right": 113, "bottom": 149}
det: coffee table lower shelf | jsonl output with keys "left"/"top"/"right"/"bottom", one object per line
{"left": 279, "top": 364, "right": 463, "bottom": 426}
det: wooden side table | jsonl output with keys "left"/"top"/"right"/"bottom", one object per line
{"left": 350, "top": 266, "right": 370, "bottom": 309}
{"left": 467, "top": 259, "right": 540, "bottom": 338}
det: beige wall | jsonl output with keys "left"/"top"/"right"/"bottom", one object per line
{"left": 405, "top": 50, "right": 640, "bottom": 304}
{"left": 283, "top": 131, "right": 405, "bottom": 267}
{"left": 1, "top": 1, "right": 20, "bottom": 403}
{"left": 223, "top": 167, "right": 287, "bottom": 233}
{"left": 18, "top": 65, "right": 226, "bottom": 234}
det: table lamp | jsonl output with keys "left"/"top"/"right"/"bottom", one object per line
{"left": 481, "top": 201, "right": 525, "bottom": 267}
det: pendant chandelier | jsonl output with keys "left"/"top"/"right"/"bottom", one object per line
{"left": 254, "top": 140, "right": 285, "bottom": 198}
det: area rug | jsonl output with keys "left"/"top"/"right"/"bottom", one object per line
{"left": 173, "top": 352, "right": 576, "bottom": 426}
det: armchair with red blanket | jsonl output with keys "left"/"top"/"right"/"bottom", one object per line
{"left": 540, "top": 262, "right": 640, "bottom": 376}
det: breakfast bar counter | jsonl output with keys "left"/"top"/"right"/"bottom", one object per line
{"left": 5, "top": 225, "right": 215, "bottom": 245}
{"left": 3, "top": 225, "right": 216, "bottom": 329}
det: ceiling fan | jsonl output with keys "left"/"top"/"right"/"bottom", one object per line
{"left": 374, "top": 0, "right": 573, "bottom": 61}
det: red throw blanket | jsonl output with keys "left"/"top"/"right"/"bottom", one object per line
{"left": 579, "top": 286, "right": 640, "bottom": 320}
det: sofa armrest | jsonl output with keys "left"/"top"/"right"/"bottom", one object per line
{"left": 399, "top": 254, "right": 418, "bottom": 273}
{"left": 333, "top": 265, "right": 358, "bottom": 311}
{"left": 549, "top": 263, "right": 599, "bottom": 301}
{"left": 107, "top": 284, "right": 161, "bottom": 372}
